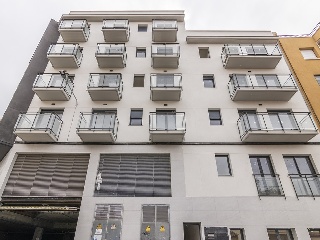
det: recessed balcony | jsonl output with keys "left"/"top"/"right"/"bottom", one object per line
{"left": 253, "top": 174, "right": 285, "bottom": 197}
{"left": 47, "top": 44, "right": 83, "bottom": 68}
{"left": 149, "top": 112, "right": 186, "bottom": 142}
{"left": 59, "top": 20, "right": 90, "bottom": 42}
{"left": 96, "top": 44, "right": 126, "bottom": 68}
{"left": 151, "top": 44, "right": 180, "bottom": 68}
{"left": 87, "top": 74, "right": 123, "bottom": 101}
{"left": 77, "top": 112, "right": 119, "bottom": 142}
{"left": 102, "top": 19, "right": 129, "bottom": 42}
{"left": 237, "top": 112, "right": 318, "bottom": 142}
{"left": 221, "top": 44, "right": 282, "bottom": 69}
{"left": 14, "top": 113, "right": 63, "bottom": 142}
{"left": 152, "top": 20, "right": 178, "bottom": 42}
{"left": 150, "top": 74, "right": 182, "bottom": 101}
{"left": 228, "top": 74, "right": 297, "bottom": 101}
{"left": 33, "top": 73, "right": 74, "bottom": 101}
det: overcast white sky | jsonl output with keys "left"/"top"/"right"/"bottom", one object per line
{"left": 0, "top": 0, "right": 319, "bottom": 116}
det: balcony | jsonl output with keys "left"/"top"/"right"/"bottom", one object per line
{"left": 228, "top": 74, "right": 297, "bottom": 101}
{"left": 289, "top": 174, "right": 320, "bottom": 198}
{"left": 77, "top": 112, "right": 119, "bottom": 142}
{"left": 32, "top": 73, "right": 74, "bottom": 101}
{"left": 150, "top": 74, "right": 182, "bottom": 101}
{"left": 253, "top": 174, "right": 285, "bottom": 197}
{"left": 149, "top": 112, "right": 186, "bottom": 142}
{"left": 102, "top": 19, "right": 129, "bottom": 42}
{"left": 87, "top": 74, "right": 123, "bottom": 101}
{"left": 96, "top": 44, "right": 126, "bottom": 68}
{"left": 47, "top": 44, "right": 83, "bottom": 68}
{"left": 152, "top": 20, "right": 178, "bottom": 42}
{"left": 151, "top": 44, "right": 180, "bottom": 68}
{"left": 221, "top": 44, "right": 282, "bottom": 69}
{"left": 237, "top": 112, "right": 318, "bottom": 142}
{"left": 59, "top": 20, "right": 90, "bottom": 42}
{"left": 14, "top": 113, "right": 62, "bottom": 142}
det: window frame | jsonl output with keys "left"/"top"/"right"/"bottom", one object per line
{"left": 314, "top": 75, "right": 320, "bottom": 85}
{"left": 215, "top": 154, "right": 232, "bottom": 176}
{"left": 129, "top": 109, "right": 143, "bottom": 126}
{"left": 136, "top": 47, "right": 146, "bottom": 58}
{"left": 138, "top": 24, "right": 148, "bottom": 32}
{"left": 208, "top": 109, "right": 222, "bottom": 125}
{"left": 199, "top": 47, "right": 210, "bottom": 58}
{"left": 267, "top": 229, "right": 294, "bottom": 240}
{"left": 300, "top": 48, "right": 318, "bottom": 59}
{"left": 133, "top": 74, "right": 145, "bottom": 87}
{"left": 203, "top": 75, "right": 215, "bottom": 88}
{"left": 230, "top": 228, "right": 245, "bottom": 240}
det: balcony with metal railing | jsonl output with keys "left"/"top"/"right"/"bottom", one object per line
{"left": 95, "top": 44, "right": 126, "bottom": 68}
{"left": 150, "top": 74, "right": 182, "bottom": 101}
{"left": 32, "top": 73, "right": 74, "bottom": 101}
{"left": 151, "top": 44, "right": 180, "bottom": 68}
{"left": 59, "top": 19, "right": 90, "bottom": 42}
{"left": 14, "top": 113, "right": 63, "bottom": 142}
{"left": 87, "top": 74, "right": 123, "bottom": 101}
{"left": 76, "top": 112, "right": 119, "bottom": 142}
{"left": 152, "top": 20, "right": 178, "bottom": 42}
{"left": 221, "top": 44, "right": 282, "bottom": 69}
{"left": 237, "top": 112, "right": 318, "bottom": 142}
{"left": 228, "top": 74, "right": 297, "bottom": 101}
{"left": 47, "top": 44, "right": 83, "bottom": 68}
{"left": 289, "top": 174, "right": 320, "bottom": 198}
{"left": 102, "top": 19, "right": 130, "bottom": 42}
{"left": 149, "top": 112, "right": 186, "bottom": 142}
{"left": 253, "top": 174, "right": 285, "bottom": 197}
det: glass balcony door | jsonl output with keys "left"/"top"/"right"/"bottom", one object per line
{"left": 35, "top": 110, "right": 63, "bottom": 130}
{"left": 256, "top": 75, "right": 280, "bottom": 87}
{"left": 156, "top": 75, "right": 174, "bottom": 87}
{"left": 239, "top": 111, "right": 261, "bottom": 131}
{"left": 156, "top": 110, "right": 176, "bottom": 130}
{"left": 89, "top": 111, "right": 116, "bottom": 130}
{"left": 268, "top": 111, "right": 298, "bottom": 130}
{"left": 233, "top": 74, "right": 249, "bottom": 87}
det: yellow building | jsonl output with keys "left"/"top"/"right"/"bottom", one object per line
{"left": 280, "top": 24, "right": 320, "bottom": 128}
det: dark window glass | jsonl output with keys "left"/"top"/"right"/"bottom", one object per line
{"left": 215, "top": 155, "right": 232, "bottom": 176}
{"left": 209, "top": 110, "right": 222, "bottom": 125}
{"left": 230, "top": 229, "right": 245, "bottom": 240}
{"left": 284, "top": 156, "right": 316, "bottom": 175}
{"left": 250, "top": 156, "right": 275, "bottom": 175}
{"left": 309, "top": 228, "right": 320, "bottom": 240}
{"left": 136, "top": 48, "right": 146, "bottom": 58}
{"left": 130, "top": 109, "right": 143, "bottom": 126}
{"left": 267, "top": 229, "right": 293, "bottom": 240}
{"left": 138, "top": 25, "right": 148, "bottom": 32}
{"left": 133, "top": 75, "right": 144, "bottom": 87}
{"left": 203, "top": 75, "right": 215, "bottom": 88}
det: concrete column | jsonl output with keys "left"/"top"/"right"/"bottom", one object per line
{"left": 32, "top": 227, "right": 44, "bottom": 240}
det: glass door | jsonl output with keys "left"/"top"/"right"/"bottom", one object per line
{"left": 156, "top": 110, "right": 176, "bottom": 130}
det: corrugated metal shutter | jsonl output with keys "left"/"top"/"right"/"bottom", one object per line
{"left": 204, "top": 227, "right": 229, "bottom": 240}
{"left": 95, "top": 154, "right": 171, "bottom": 197}
{"left": 3, "top": 154, "right": 89, "bottom": 198}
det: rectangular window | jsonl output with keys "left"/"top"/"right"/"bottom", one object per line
{"left": 204, "top": 227, "right": 229, "bottom": 240}
{"left": 267, "top": 229, "right": 294, "bottom": 240}
{"left": 314, "top": 75, "right": 320, "bottom": 85}
{"left": 230, "top": 228, "right": 245, "bottom": 240}
{"left": 309, "top": 228, "right": 320, "bottom": 240}
{"left": 133, "top": 75, "right": 144, "bottom": 87}
{"left": 95, "top": 154, "right": 171, "bottom": 197}
{"left": 141, "top": 205, "right": 170, "bottom": 240}
{"left": 215, "top": 155, "right": 232, "bottom": 176}
{"left": 300, "top": 49, "right": 318, "bottom": 59}
{"left": 208, "top": 109, "right": 222, "bottom": 125}
{"left": 138, "top": 24, "right": 148, "bottom": 32}
{"left": 203, "top": 75, "right": 215, "bottom": 88}
{"left": 130, "top": 109, "right": 143, "bottom": 126}
{"left": 199, "top": 47, "right": 210, "bottom": 58}
{"left": 136, "top": 47, "right": 146, "bottom": 58}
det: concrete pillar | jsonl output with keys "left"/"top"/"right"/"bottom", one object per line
{"left": 32, "top": 227, "right": 44, "bottom": 240}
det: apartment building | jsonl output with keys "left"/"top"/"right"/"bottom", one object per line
{"left": 0, "top": 10, "right": 320, "bottom": 240}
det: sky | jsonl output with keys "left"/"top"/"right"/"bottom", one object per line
{"left": 0, "top": 0, "right": 319, "bottom": 116}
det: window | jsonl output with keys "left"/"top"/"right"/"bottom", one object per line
{"left": 215, "top": 155, "right": 232, "bottom": 176}
{"left": 35, "top": 109, "right": 63, "bottom": 129}
{"left": 208, "top": 110, "right": 222, "bottom": 125}
{"left": 267, "top": 110, "right": 297, "bottom": 130}
{"left": 136, "top": 48, "right": 146, "bottom": 58}
{"left": 130, "top": 109, "right": 143, "bottom": 126}
{"left": 284, "top": 156, "right": 316, "bottom": 175}
{"left": 199, "top": 47, "right": 210, "bottom": 58}
{"left": 203, "top": 75, "right": 215, "bottom": 88}
{"left": 230, "top": 229, "right": 245, "bottom": 240}
{"left": 314, "top": 75, "right": 320, "bottom": 85}
{"left": 138, "top": 24, "right": 148, "bottom": 32}
{"left": 155, "top": 110, "right": 177, "bottom": 130}
{"left": 204, "top": 227, "right": 228, "bottom": 240}
{"left": 90, "top": 110, "right": 117, "bottom": 130}
{"left": 300, "top": 49, "right": 318, "bottom": 59}
{"left": 267, "top": 229, "right": 294, "bottom": 240}
{"left": 141, "top": 205, "right": 170, "bottom": 240}
{"left": 309, "top": 229, "right": 320, "bottom": 240}
{"left": 95, "top": 154, "right": 171, "bottom": 197}
{"left": 133, "top": 75, "right": 144, "bottom": 87}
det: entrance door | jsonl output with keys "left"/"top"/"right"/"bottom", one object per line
{"left": 183, "top": 223, "right": 201, "bottom": 240}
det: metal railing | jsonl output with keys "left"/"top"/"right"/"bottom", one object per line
{"left": 237, "top": 112, "right": 317, "bottom": 140}
{"left": 14, "top": 113, "right": 63, "bottom": 140}
{"left": 149, "top": 112, "right": 186, "bottom": 131}
{"left": 48, "top": 44, "right": 83, "bottom": 63}
{"left": 77, "top": 112, "right": 119, "bottom": 139}
{"left": 102, "top": 19, "right": 129, "bottom": 29}
{"left": 151, "top": 44, "right": 180, "bottom": 56}
{"left": 33, "top": 73, "right": 74, "bottom": 98}
{"left": 152, "top": 20, "right": 177, "bottom": 29}
{"left": 59, "top": 20, "right": 90, "bottom": 39}
{"left": 253, "top": 174, "right": 285, "bottom": 196}
{"left": 96, "top": 44, "right": 126, "bottom": 55}
{"left": 289, "top": 174, "right": 320, "bottom": 198}
{"left": 228, "top": 74, "right": 296, "bottom": 98}
{"left": 88, "top": 74, "right": 123, "bottom": 96}
{"left": 150, "top": 74, "right": 182, "bottom": 88}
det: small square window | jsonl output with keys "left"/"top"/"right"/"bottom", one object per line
{"left": 267, "top": 229, "right": 294, "bottom": 240}
{"left": 136, "top": 48, "right": 146, "bottom": 58}
{"left": 208, "top": 110, "right": 222, "bottom": 125}
{"left": 133, "top": 75, "right": 144, "bottom": 87}
{"left": 203, "top": 75, "right": 215, "bottom": 88}
{"left": 309, "top": 228, "right": 320, "bottom": 240}
{"left": 215, "top": 155, "right": 232, "bottom": 176}
{"left": 300, "top": 49, "right": 318, "bottom": 59}
{"left": 230, "top": 228, "right": 245, "bottom": 240}
{"left": 138, "top": 24, "right": 148, "bottom": 32}
{"left": 199, "top": 47, "right": 210, "bottom": 58}
{"left": 130, "top": 109, "right": 143, "bottom": 126}
{"left": 314, "top": 75, "right": 320, "bottom": 85}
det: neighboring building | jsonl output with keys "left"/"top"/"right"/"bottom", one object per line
{"left": 0, "top": 10, "right": 320, "bottom": 240}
